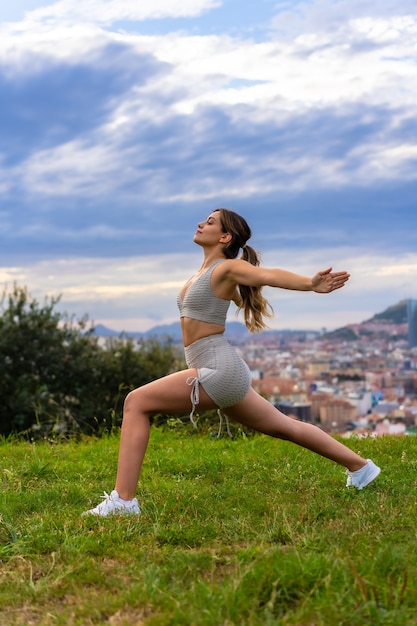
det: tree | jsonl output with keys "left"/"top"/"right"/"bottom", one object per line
{"left": 0, "top": 284, "right": 176, "bottom": 437}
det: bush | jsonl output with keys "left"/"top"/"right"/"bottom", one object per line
{"left": 0, "top": 284, "right": 176, "bottom": 437}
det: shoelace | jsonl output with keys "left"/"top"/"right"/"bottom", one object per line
{"left": 98, "top": 491, "right": 114, "bottom": 506}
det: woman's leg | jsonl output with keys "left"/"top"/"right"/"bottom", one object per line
{"left": 225, "top": 388, "right": 367, "bottom": 471}
{"left": 115, "top": 369, "right": 217, "bottom": 500}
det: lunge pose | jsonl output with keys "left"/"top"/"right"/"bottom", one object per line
{"left": 84, "top": 208, "right": 380, "bottom": 515}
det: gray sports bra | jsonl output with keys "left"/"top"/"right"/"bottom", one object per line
{"left": 177, "top": 260, "right": 230, "bottom": 325}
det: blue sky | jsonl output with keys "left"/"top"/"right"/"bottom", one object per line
{"left": 1, "top": 0, "right": 416, "bottom": 332}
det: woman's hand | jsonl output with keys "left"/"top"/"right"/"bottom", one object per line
{"left": 312, "top": 267, "right": 350, "bottom": 293}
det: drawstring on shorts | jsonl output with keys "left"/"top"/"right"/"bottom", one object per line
{"left": 216, "top": 409, "right": 232, "bottom": 438}
{"left": 186, "top": 376, "right": 199, "bottom": 427}
{"left": 186, "top": 375, "right": 232, "bottom": 438}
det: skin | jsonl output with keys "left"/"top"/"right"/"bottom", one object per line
{"left": 115, "top": 212, "right": 365, "bottom": 501}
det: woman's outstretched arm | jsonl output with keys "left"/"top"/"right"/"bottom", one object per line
{"left": 221, "top": 259, "right": 350, "bottom": 293}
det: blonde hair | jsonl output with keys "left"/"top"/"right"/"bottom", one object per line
{"left": 214, "top": 208, "right": 273, "bottom": 333}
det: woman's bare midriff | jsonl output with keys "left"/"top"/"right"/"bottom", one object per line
{"left": 180, "top": 317, "right": 225, "bottom": 348}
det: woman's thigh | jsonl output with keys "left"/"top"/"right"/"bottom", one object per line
{"left": 224, "top": 388, "right": 299, "bottom": 438}
{"left": 126, "top": 369, "right": 218, "bottom": 416}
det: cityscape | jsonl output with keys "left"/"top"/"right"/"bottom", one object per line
{"left": 237, "top": 298, "right": 417, "bottom": 437}
{"left": 96, "top": 298, "right": 417, "bottom": 437}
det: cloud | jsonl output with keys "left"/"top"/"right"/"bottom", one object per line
{"left": 2, "top": 10, "right": 416, "bottom": 202}
{"left": 2, "top": 249, "right": 415, "bottom": 333}
{"left": 26, "top": 0, "right": 221, "bottom": 25}
{"left": 0, "top": 252, "right": 198, "bottom": 330}
{"left": 0, "top": 0, "right": 415, "bottom": 332}
{"left": 270, "top": 0, "right": 417, "bottom": 39}
{"left": 260, "top": 248, "right": 417, "bottom": 329}
{"left": 1, "top": 94, "right": 416, "bottom": 262}
{"left": 0, "top": 41, "right": 167, "bottom": 165}
{"left": 12, "top": 100, "right": 416, "bottom": 198}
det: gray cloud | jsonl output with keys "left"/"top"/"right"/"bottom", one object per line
{"left": 0, "top": 0, "right": 416, "bottom": 331}
{"left": 1, "top": 89, "right": 416, "bottom": 262}
{"left": 0, "top": 42, "right": 168, "bottom": 165}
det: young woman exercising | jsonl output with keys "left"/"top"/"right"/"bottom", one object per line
{"left": 83, "top": 208, "right": 380, "bottom": 515}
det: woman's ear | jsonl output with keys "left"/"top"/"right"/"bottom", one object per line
{"left": 220, "top": 232, "right": 232, "bottom": 244}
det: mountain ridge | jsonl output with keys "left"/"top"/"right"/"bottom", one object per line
{"left": 321, "top": 300, "right": 408, "bottom": 341}
{"left": 93, "top": 300, "right": 409, "bottom": 342}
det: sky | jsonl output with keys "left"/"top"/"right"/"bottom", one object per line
{"left": 0, "top": 0, "right": 416, "bottom": 333}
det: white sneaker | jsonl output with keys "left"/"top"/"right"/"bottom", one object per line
{"left": 346, "top": 460, "right": 380, "bottom": 489}
{"left": 82, "top": 490, "right": 140, "bottom": 516}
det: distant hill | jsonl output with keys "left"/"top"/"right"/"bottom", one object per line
{"left": 92, "top": 320, "right": 316, "bottom": 343}
{"left": 322, "top": 300, "right": 408, "bottom": 341}
{"left": 93, "top": 324, "right": 123, "bottom": 337}
{"left": 93, "top": 324, "right": 145, "bottom": 339}
{"left": 93, "top": 300, "right": 410, "bottom": 343}
{"left": 92, "top": 320, "right": 251, "bottom": 342}
{"left": 365, "top": 300, "right": 408, "bottom": 324}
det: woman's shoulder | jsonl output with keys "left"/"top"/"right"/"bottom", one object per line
{"left": 213, "top": 258, "right": 255, "bottom": 284}
{"left": 219, "top": 257, "right": 249, "bottom": 269}
{"left": 214, "top": 257, "right": 246, "bottom": 275}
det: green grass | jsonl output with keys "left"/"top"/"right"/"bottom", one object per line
{"left": 1, "top": 428, "right": 416, "bottom": 625}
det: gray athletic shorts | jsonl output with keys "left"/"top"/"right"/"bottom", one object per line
{"left": 184, "top": 333, "right": 251, "bottom": 424}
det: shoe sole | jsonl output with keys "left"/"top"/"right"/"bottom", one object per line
{"left": 82, "top": 508, "right": 140, "bottom": 517}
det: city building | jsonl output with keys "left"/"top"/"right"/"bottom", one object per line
{"left": 318, "top": 398, "right": 356, "bottom": 429}
{"left": 407, "top": 298, "right": 417, "bottom": 348}
{"left": 275, "top": 400, "right": 312, "bottom": 422}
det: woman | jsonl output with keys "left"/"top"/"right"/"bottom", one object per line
{"left": 83, "top": 208, "right": 380, "bottom": 516}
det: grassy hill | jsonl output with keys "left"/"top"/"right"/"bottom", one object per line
{"left": 323, "top": 300, "right": 409, "bottom": 341}
{"left": 367, "top": 299, "right": 408, "bottom": 324}
{"left": 1, "top": 429, "right": 416, "bottom": 625}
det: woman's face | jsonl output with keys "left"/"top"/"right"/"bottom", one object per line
{"left": 193, "top": 212, "right": 226, "bottom": 247}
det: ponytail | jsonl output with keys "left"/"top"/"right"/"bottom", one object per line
{"left": 215, "top": 209, "right": 273, "bottom": 333}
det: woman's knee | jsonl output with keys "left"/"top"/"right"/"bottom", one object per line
{"left": 123, "top": 390, "right": 155, "bottom": 426}
{"left": 124, "top": 387, "right": 144, "bottom": 413}
{"left": 125, "top": 385, "right": 160, "bottom": 418}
